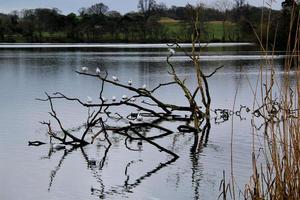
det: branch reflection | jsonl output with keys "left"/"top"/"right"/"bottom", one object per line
{"left": 38, "top": 116, "right": 217, "bottom": 199}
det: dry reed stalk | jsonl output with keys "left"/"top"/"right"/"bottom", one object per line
{"left": 221, "top": 2, "right": 300, "bottom": 199}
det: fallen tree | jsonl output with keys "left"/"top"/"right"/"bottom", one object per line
{"left": 31, "top": 41, "right": 224, "bottom": 159}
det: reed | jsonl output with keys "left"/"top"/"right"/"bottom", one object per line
{"left": 220, "top": 2, "right": 300, "bottom": 199}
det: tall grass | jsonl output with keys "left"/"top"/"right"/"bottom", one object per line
{"left": 221, "top": 2, "right": 300, "bottom": 199}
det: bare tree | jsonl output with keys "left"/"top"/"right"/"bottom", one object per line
{"left": 137, "top": 0, "right": 157, "bottom": 15}
{"left": 137, "top": 0, "right": 158, "bottom": 40}
{"left": 234, "top": 0, "right": 245, "bottom": 8}
{"left": 215, "top": 0, "right": 233, "bottom": 41}
{"left": 86, "top": 3, "right": 109, "bottom": 15}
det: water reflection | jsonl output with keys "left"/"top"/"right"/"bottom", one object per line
{"left": 47, "top": 148, "right": 75, "bottom": 191}
{"left": 38, "top": 105, "right": 252, "bottom": 199}
{"left": 42, "top": 139, "right": 178, "bottom": 199}
{"left": 0, "top": 45, "right": 287, "bottom": 200}
{"left": 38, "top": 114, "right": 217, "bottom": 199}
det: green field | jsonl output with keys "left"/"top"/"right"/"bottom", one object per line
{"left": 159, "top": 17, "right": 241, "bottom": 42}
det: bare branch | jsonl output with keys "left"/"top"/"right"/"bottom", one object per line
{"left": 204, "top": 65, "right": 224, "bottom": 78}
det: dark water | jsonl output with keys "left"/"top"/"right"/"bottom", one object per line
{"left": 0, "top": 44, "right": 285, "bottom": 200}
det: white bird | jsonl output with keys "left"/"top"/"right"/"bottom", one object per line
{"left": 102, "top": 97, "right": 108, "bottom": 102}
{"left": 112, "top": 76, "right": 119, "bottom": 82}
{"left": 81, "top": 66, "right": 88, "bottom": 72}
{"left": 128, "top": 79, "right": 132, "bottom": 86}
{"left": 96, "top": 67, "right": 101, "bottom": 74}
{"left": 122, "top": 95, "right": 128, "bottom": 100}
{"left": 168, "top": 48, "right": 176, "bottom": 55}
{"left": 137, "top": 114, "right": 143, "bottom": 121}
{"left": 112, "top": 96, "right": 116, "bottom": 102}
{"left": 142, "top": 84, "right": 147, "bottom": 89}
{"left": 87, "top": 96, "right": 93, "bottom": 103}
{"left": 130, "top": 97, "right": 136, "bottom": 102}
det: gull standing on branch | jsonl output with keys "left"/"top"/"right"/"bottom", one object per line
{"left": 130, "top": 97, "right": 136, "bottom": 102}
{"left": 112, "top": 76, "right": 119, "bottom": 82}
{"left": 122, "top": 95, "right": 128, "bottom": 101}
{"left": 137, "top": 114, "right": 143, "bottom": 121}
{"left": 142, "top": 84, "right": 147, "bottom": 89}
{"left": 81, "top": 66, "right": 88, "bottom": 72}
{"left": 168, "top": 48, "right": 175, "bottom": 56}
{"left": 128, "top": 79, "right": 132, "bottom": 86}
{"left": 87, "top": 96, "right": 93, "bottom": 104}
{"left": 102, "top": 97, "right": 108, "bottom": 102}
{"left": 96, "top": 67, "right": 101, "bottom": 74}
{"left": 112, "top": 96, "right": 116, "bottom": 102}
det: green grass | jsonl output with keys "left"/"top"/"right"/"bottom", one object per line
{"left": 160, "top": 18, "right": 241, "bottom": 42}
{"left": 206, "top": 21, "right": 240, "bottom": 41}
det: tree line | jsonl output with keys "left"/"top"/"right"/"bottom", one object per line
{"left": 0, "top": 0, "right": 297, "bottom": 49}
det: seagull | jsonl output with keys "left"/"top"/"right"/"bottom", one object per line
{"left": 122, "top": 95, "right": 128, "bottom": 101}
{"left": 130, "top": 97, "right": 136, "bottom": 102}
{"left": 102, "top": 97, "right": 108, "bottom": 102}
{"left": 128, "top": 80, "right": 132, "bottom": 86}
{"left": 112, "top": 76, "right": 119, "bottom": 82}
{"left": 81, "top": 66, "right": 88, "bottom": 72}
{"left": 87, "top": 96, "right": 93, "bottom": 103}
{"left": 96, "top": 67, "right": 101, "bottom": 74}
{"left": 142, "top": 84, "right": 147, "bottom": 89}
{"left": 112, "top": 96, "right": 116, "bottom": 102}
{"left": 137, "top": 114, "right": 143, "bottom": 121}
{"left": 168, "top": 48, "right": 175, "bottom": 55}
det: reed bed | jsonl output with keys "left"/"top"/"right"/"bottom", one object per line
{"left": 220, "top": 2, "right": 300, "bottom": 199}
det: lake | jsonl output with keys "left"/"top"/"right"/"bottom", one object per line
{"left": 0, "top": 44, "right": 285, "bottom": 200}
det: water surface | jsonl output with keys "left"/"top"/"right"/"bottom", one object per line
{"left": 0, "top": 44, "right": 286, "bottom": 199}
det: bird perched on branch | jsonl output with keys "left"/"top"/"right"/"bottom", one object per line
{"left": 112, "top": 76, "right": 119, "bottom": 82}
{"left": 122, "top": 95, "right": 128, "bottom": 101}
{"left": 81, "top": 66, "right": 88, "bottom": 72}
{"left": 96, "top": 67, "right": 101, "bottom": 74}
{"left": 130, "top": 97, "right": 136, "bottom": 102}
{"left": 102, "top": 97, "right": 108, "bottom": 102}
{"left": 168, "top": 48, "right": 175, "bottom": 56}
{"left": 87, "top": 96, "right": 93, "bottom": 103}
{"left": 128, "top": 79, "right": 132, "bottom": 86}
{"left": 142, "top": 84, "right": 147, "bottom": 89}
{"left": 137, "top": 114, "right": 143, "bottom": 121}
{"left": 112, "top": 96, "right": 116, "bottom": 102}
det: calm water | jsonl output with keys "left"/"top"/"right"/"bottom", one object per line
{"left": 0, "top": 44, "right": 285, "bottom": 200}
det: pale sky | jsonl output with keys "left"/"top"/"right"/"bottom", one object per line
{"left": 0, "top": 0, "right": 283, "bottom": 14}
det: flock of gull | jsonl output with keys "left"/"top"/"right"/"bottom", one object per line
{"left": 81, "top": 66, "right": 147, "bottom": 122}
{"left": 81, "top": 66, "right": 144, "bottom": 105}
{"left": 80, "top": 48, "right": 175, "bottom": 122}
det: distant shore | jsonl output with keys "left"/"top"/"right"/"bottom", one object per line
{"left": 0, "top": 42, "right": 255, "bottom": 49}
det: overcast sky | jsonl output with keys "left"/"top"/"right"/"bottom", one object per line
{"left": 0, "top": 0, "right": 283, "bottom": 14}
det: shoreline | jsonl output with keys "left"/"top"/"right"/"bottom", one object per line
{"left": 0, "top": 42, "right": 255, "bottom": 49}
